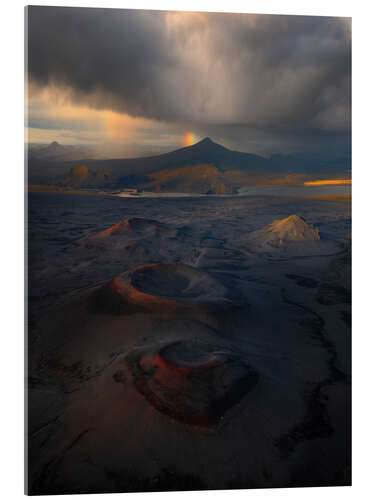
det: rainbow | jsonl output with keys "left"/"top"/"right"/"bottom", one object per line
{"left": 183, "top": 132, "right": 196, "bottom": 147}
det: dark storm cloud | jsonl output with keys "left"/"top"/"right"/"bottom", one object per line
{"left": 27, "top": 6, "right": 351, "bottom": 135}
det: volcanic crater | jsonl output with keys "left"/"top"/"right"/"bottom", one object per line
{"left": 90, "top": 262, "right": 231, "bottom": 315}
{"left": 125, "top": 339, "right": 259, "bottom": 427}
{"left": 85, "top": 217, "right": 178, "bottom": 252}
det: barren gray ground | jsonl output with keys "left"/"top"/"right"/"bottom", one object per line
{"left": 27, "top": 192, "right": 351, "bottom": 494}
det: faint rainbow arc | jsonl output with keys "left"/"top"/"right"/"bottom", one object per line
{"left": 183, "top": 132, "right": 196, "bottom": 147}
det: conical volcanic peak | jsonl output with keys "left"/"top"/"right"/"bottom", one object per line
{"left": 246, "top": 214, "right": 334, "bottom": 257}
{"left": 264, "top": 215, "right": 320, "bottom": 242}
{"left": 199, "top": 137, "right": 214, "bottom": 145}
{"left": 190, "top": 137, "right": 230, "bottom": 153}
{"left": 46, "top": 141, "right": 66, "bottom": 152}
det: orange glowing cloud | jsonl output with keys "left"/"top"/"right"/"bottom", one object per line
{"left": 304, "top": 179, "right": 352, "bottom": 186}
{"left": 26, "top": 85, "right": 167, "bottom": 147}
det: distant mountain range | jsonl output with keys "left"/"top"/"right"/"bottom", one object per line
{"left": 28, "top": 141, "right": 96, "bottom": 162}
{"left": 28, "top": 138, "right": 351, "bottom": 194}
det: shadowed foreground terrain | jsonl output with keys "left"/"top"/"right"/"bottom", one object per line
{"left": 27, "top": 192, "right": 351, "bottom": 494}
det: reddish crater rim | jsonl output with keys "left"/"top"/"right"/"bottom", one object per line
{"left": 111, "top": 272, "right": 180, "bottom": 310}
{"left": 126, "top": 339, "right": 258, "bottom": 427}
{"left": 92, "top": 217, "right": 160, "bottom": 238}
{"left": 91, "top": 263, "right": 229, "bottom": 316}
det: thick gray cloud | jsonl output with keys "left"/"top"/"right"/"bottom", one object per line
{"left": 27, "top": 6, "right": 351, "bottom": 152}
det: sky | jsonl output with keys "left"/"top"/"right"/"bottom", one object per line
{"left": 26, "top": 6, "right": 351, "bottom": 159}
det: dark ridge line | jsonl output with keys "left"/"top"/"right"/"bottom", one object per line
{"left": 29, "top": 414, "right": 62, "bottom": 439}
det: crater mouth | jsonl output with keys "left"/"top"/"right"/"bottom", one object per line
{"left": 126, "top": 339, "right": 258, "bottom": 427}
{"left": 90, "top": 263, "right": 230, "bottom": 315}
{"left": 160, "top": 341, "right": 227, "bottom": 369}
{"left": 125, "top": 217, "right": 160, "bottom": 232}
{"left": 130, "top": 263, "right": 225, "bottom": 301}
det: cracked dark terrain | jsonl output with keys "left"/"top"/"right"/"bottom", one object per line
{"left": 27, "top": 192, "right": 351, "bottom": 494}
